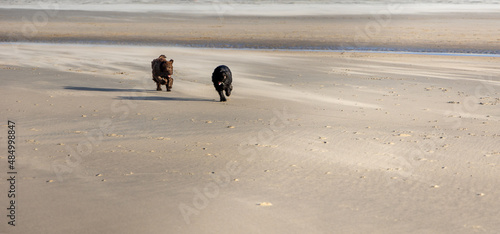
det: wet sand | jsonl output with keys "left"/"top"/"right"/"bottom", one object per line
{"left": 1, "top": 7, "right": 500, "bottom": 53}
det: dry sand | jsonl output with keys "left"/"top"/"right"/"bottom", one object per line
{"left": 1, "top": 3, "right": 500, "bottom": 234}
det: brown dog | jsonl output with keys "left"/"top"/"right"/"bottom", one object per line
{"left": 151, "top": 55, "right": 174, "bottom": 91}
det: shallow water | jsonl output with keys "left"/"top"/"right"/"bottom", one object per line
{"left": 3, "top": 42, "right": 500, "bottom": 58}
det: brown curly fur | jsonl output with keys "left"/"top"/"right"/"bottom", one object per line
{"left": 151, "top": 55, "right": 174, "bottom": 91}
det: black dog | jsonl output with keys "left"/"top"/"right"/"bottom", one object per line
{"left": 212, "top": 65, "right": 233, "bottom": 102}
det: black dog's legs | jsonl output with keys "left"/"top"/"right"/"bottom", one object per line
{"left": 218, "top": 89, "right": 227, "bottom": 102}
{"left": 225, "top": 84, "right": 232, "bottom": 97}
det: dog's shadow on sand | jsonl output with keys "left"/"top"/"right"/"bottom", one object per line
{"left": 118, "top": 96, "right": 214, "bottom": 102}
{"left": 64, "top": 86, "right": 215, "bottom": 102}
{"left": 64, "top": 86, "right": 146, "bottom": 93}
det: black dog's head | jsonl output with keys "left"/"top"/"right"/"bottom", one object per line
{"left": 213, "top": 65, "right": 231, "bottom": 86}
{"left": 216, "top": 72, "right": 228, "bottom": 86}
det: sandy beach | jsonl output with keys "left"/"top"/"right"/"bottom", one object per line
{"left": 1, "top": 2, "right": 500, "bottom": 234}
